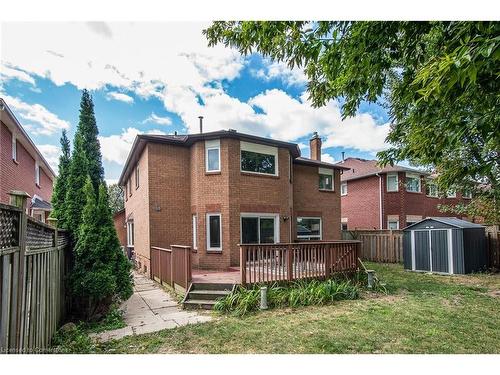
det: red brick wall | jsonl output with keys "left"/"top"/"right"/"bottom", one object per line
{"left": 342, "top": 171, "right": 473, "bottom": 229}
{"left": 0, "top": 121, "right": 53, "bottom": 204}
{"left": 113, "top": 210, "right": 127, "bottom": 247}
{"left": 293, "top": 164, "right": 342, "bottom": 239}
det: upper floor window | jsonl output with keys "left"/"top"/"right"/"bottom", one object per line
{"left": 318, "top": 167, "right": 333, "bottom": 191}
{"left": 135, "top": 165, "right": 140, "bottom": 189}
{"left": 446, "top": 189, "right": 457, "bottom": 198}
{"left": 341, "top": 182, "right": 347, "bottom": 196}
{"left": 296, "top": 217, "right": 322, "bottom": 241}
{"left": 386, "top": 173, "right": 398, "bottom": 192}
{"left": 205, "top": 139, "right": 220, "bottom": 172}
{"left": 462, "top": 190, "right": 472, "bottom": 199}
{"left": 240, "top": 141, "right": 278, "bottom": 176}
{"left": 426, "top": 180, "right": 438, "bottom": 197}
{"left": 35, "top": 162, "right": 40, "bottom": 186}
{"left": 12, "top": 135, "right": 17, "bottom": 162}
{"left": 405, "top": 173, "right": 421, "bottom": 193}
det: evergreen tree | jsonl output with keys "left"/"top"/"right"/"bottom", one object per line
{"left": 70, "top": 178, "right": 132, "bottom": 319}
{"left": 50, "top": 130, "right": 71, "bottom": 228}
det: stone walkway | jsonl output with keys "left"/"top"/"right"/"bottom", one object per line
{"left": 92, "top": 272, "right": 211, "bottom": 342}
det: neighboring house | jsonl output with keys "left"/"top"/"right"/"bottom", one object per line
{"left": 113, "top": 208, "right": 127, "bottom": 247}
{"left": 337, "top": 157, "right": 472, "bottom": 230}
{"left": 0, "top": 98, "right": 55, "bottom": 222}
{"left": 119, "top": 130, "right": 348, "bottom": 273}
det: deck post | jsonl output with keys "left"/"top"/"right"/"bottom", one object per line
{"left": 240, "top": 245, "right": 247, "bottom": 286}
{"left": 324, "top": 244, "right": 331, "bottom": 279}
{"left": 286, "top": 244, "right": 293, "bottom": 281}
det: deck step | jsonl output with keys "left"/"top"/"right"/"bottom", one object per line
{"left": 188, "top": 290, "right": 231, "bottom": 300}
{"left": 183, "top": 299, "right": 218, "bottom": 310}
{"left": 182, "top": 283, "right": 235, "bottom": 310}
{"left": 190, "top": 283, "right": 234, "bottom": 291}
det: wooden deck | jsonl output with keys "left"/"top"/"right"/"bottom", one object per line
{"left": 191, "top": 267, "right": 241, "bottom": 284}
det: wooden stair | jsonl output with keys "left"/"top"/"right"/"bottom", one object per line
{"left": 182, "top": 283, "right": 235, "bottom": 310}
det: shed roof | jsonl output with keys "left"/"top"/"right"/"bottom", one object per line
{"left": 404, "top": 217, "right": 484, "bottom": 230}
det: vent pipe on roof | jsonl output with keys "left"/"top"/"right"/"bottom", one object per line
{"left": 198, "top": 116, "right": 204, "bottom": 134}
{"left": 341, "top": 151, "right": 345, "bottom": 162}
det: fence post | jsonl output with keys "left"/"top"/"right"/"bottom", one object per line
{"left": 9, "top": 191, "right": 30, "bottom": 351}
{"left": 240, "top": 245, "right": 247, "bottom": 286}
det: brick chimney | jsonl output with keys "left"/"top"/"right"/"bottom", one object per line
{"left": 309, "top": 132, "right": 322, "bottom": 161}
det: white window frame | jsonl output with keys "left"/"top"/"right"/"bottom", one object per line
{"left": 318, "top": 167, "right": 334, "bottom": 191}
{"left": 446, "top": 189, "right": 457, "bottom": 198}
{"left": 426, "top": 180, "right": 438, "bottom": 198}
{"left": 192, "top": 214, "right": 198, "bottom": 250}
{"left": 240, "top": 213, "right": 280, "bottom": 244}
{"left": 240, "top": 141, "right": 279, "bottom": 176}
{"left": 462, "top": 190, "right": 472, "bottom": 199}
{"left": 341, "top": 182, "right": 348, "bottom": 196}
{"left": 127, "top": 221, "right": 134, "bottom": 247}
{"left": 135, "top": 165, "right": 140, "bottom": 189}
{"left": 205, "top": 139, "right": 221, "bottom": 172}
{"left": 405, "top": 173, "right": 421, "bottom": 193}
{"left": 12, "top": 135, "right": 17, "bottom": 162}
{"left": 387, "top": 220, "right": 399, "bottom": 230}
{"left": 386, "top": 173, "right": 399, "bottom": 192}
{"left": 35, "top": 161, "right": 40, "bottom": 186}
{"left": 296, "top": 217, "right": 322, "bottom": 240}
{"left": 206, "top": 213, "right": 222, "bottom": 251}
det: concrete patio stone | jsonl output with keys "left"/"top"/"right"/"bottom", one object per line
{"left": 91, "top": 272, "right": 211, "bottom": 342}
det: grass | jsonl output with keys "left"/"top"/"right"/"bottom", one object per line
{"left": 60, "top": 263, "right": 500, "bottom": 354}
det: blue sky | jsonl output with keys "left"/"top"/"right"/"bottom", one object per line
{"left": 1, "top": 22, "right": 391, "bottom": 184}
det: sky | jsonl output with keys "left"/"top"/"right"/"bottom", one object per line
{"left": 0, "top": 22, "right": 391, "bottom": 184}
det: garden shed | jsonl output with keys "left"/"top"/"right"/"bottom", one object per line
{"left": 403, "top": 217, "right": 487, "bottom": 274}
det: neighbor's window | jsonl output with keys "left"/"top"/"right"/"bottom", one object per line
{"left": 446, "top": 189, "right": 457, "bottom": 198}
{"left": 192, "top": 214, "right": 197, "bottom": 250}
{"left": 387, "top": 220, "right": 399, "bottom": 230}
{"left": 386, "top": 173, "right": 398, "bottom": 192}
{"left": 35, "top": 162, "right": 40, "bottom": 186}
{"left": 341, "top": 223, "right": 348, "bottom": 231}
{"left": 205, "top": 139, "right": 220, "bottom": 172}
{"left": 318, "top": 167, "right": 334, "bottom": 191}
{"left": 241, "top": 214, "right": 278, "bottom": 244}
{"left": 12, "top": 135, "right": 17, "bottom": 162}
{"left": 240, "top": 141, "right": 278, "bottom": 176}
{"left": 206, "top": 213, "right": 222, "bottom": 251}
{"left": 462, "top": 190, "right": 472, "bottom": 199}
{"left": 426, "top": 180, "right": 438, "bottom": 197}
{"left": 296, "top": 217, "right": 322, "bottom": 240}
{"left": 127, "top": 221, "right": 134, "bottom": 246}
{"left": 405, "top": 173, "right": 421, "bottom": 193}
{"left": 341, "top": 182, "right": 347, "bottom": 196}
{"left": 135, "top": 165, "right": 140, "bottom": 189}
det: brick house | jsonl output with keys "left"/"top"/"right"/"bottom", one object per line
{"left": 0, "top": 98, "right": 55, "bottom": 222}
{"left": 118, "top": 130, "right": 348, "bottom": 273}
{"left": 337, "top": 157, "right": 473, "bottom": 230}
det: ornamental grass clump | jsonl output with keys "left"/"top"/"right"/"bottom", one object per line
{"left": 214, "top": 277, "right": 361, "bottom": 316}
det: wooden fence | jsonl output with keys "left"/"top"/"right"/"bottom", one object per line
{"left": 0, "top": 201, "right": 70, "bottom": 353}
{"left": 485, "top": 225, "right": 500, "bottom": 269}
{"left": 239, "top": 241, "right": 360, "bottom": 285}
{"left": 342, "top": 230, "right": 403, "bottom": 263}
{"left": 150, "top": 245, "right": 192, "bottom": 291}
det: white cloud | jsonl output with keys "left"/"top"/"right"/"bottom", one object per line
{"left": 321, "top": 153, "right": 335, "bottom": 164}
{"left": 251, "top": 60, "right": 307, "bottom": 87}
{"left": 98, "top": 127, "right": 165, "bottom": 165}
{"left": 143, "top": 112, "right": 172, "bottom": 126}
{"left": 38, "top": 144, "right": 61, "bottom": 173}
{"left": 0, "top": 63, "right": 36, "bottom": 85}
{"left": 0, "top": 93, "right": 70, "bottom": 136}
{"left": 106, "top": 91, "right": 134, "bottom": 104}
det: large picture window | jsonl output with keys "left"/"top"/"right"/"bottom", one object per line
{"left": 205, "top": 139, "right": 220, "bottom": 172}
{"left": 206, "top": 213, "right": 222, "bottom": 251}
{"left": 241, "top": 214, "right": 278, "bottom": 244}
{"left": 296, "top": 217, "right": 322, "bottom": 240}
{"left": 240, "top": 141, "right": 278, "bottom": 176}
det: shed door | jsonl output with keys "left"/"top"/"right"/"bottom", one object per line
{"left": 414, "top": 231, "right": 430, "bottom": 271}
{"left": 431, "top": 230, "right": 449, "bottom": 273}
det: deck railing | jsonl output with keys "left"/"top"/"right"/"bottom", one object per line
{"left": 239, "top": 241, "right": 361, "bottom": 285}
{"left": 150, "top": 245, "right": 191, "bottom": 291}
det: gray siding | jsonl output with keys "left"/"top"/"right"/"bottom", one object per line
{"left": 463, "top": 228, "right": 488, "bottom": 273}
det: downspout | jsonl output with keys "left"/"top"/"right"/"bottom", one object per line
{"left": 376, "top": 173, "right": 383, "bottom": 229}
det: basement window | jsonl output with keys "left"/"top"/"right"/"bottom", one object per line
{"left": 206, "top": 213, "right": 222, "bottom": 251}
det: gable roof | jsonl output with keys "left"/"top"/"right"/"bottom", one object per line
{"left": 337, "top": 157, "right": 428, "bottom": 182}
{"left": 404, "top": 217, "right": 484, "bottom": 230}
{"left": 0, "top": 98, "right": 56, "bottom": 179}
{"left": 118, "top": 130, "right": 348, "bottom": 185}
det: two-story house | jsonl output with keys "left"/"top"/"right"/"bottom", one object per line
{"left": 338, "top": 157, "right": 472, "bottom": 230}
{"left": 0, "top": 98, "right": 55, "bottom": 222}
{"left": 118, "top": 130, "right": 348, "bottom": 273}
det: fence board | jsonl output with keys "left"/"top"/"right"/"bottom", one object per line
{"left": 343, "top": 230, "right": 403, "bottom": 263}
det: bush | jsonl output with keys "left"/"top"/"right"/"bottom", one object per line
{"left": 214, "top": 276, "right": 361, "bottom": 316}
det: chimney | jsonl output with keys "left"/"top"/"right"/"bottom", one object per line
{"left": 309, "top": 132, "right": 322, "bottom": 161}
{"left": 198, "top": 116, "right": 204, "bottom": 134}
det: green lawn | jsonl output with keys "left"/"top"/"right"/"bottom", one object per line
{"left": 92, "top": 263, "right": 500, "bottom": 354}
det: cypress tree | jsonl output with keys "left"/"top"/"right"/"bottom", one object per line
{"left": 50, "top": 130, "right": 71, "bottom": 228}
